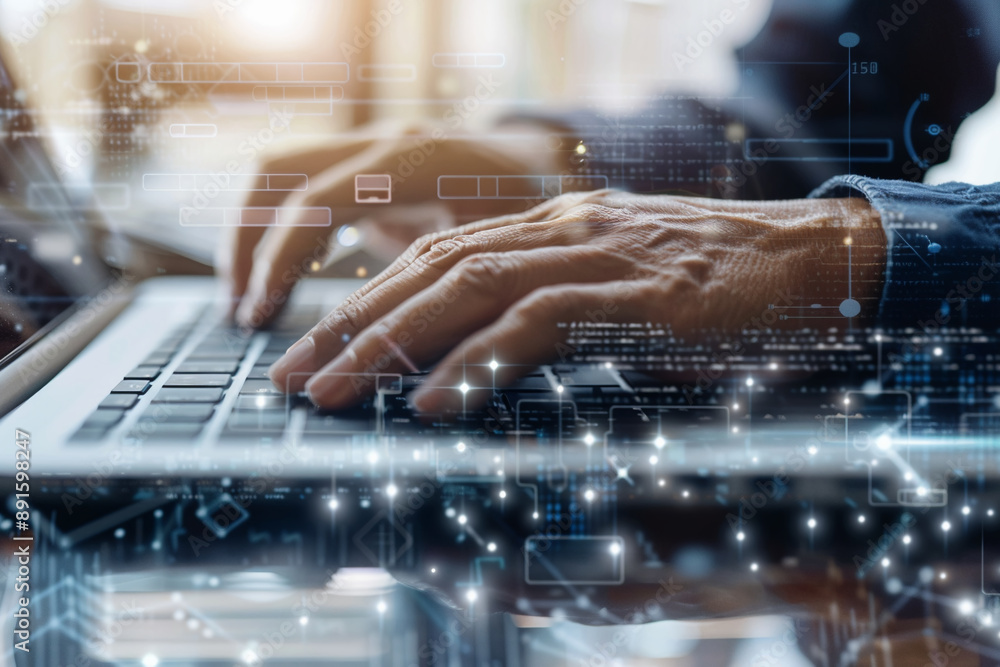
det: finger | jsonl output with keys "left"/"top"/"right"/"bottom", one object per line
{"left": 345, "top": 192, "right": 586, "bottom": 303}
{"left": 408, "top": 281, "right": 668, "bottom": 413}
{"left": 268, "top": 216, "right": 600, "bottom": 391}
{"left": 222, "top": 140, "right": 377, "bottom": 315}
{"left": 300, "top": 246, "right": 634, "bottom": 407}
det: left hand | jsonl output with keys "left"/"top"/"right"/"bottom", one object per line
{"left": 267, "top": 190, "right": 885, "bottom": 411}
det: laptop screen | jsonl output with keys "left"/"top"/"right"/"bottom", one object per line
{"left": 0, "top": 42, "right": 111, "bottom": 365}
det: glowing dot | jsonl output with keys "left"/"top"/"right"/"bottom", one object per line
{"left": 556, "top": 385, "right": 564, "bottom": 394}
{"left": 917, "top": 486, "right": 928, "bottom": 496}
{"left": 310, "top": 260, "right": 321, "bottom": 272}
{"left": 808, "top": 445, "right": 818, "bottom": 456}
{"left": 532, "top": 511, "right": 539, "bottom": 519}
{"left": 431, "top": 567, "right": 437, "bottom": 573}
{"left": 940, "top": 571, "right": 947, "bottom": 580}
{"left": 933, "top": 347, "right": 943, "bottom": 356}
{"left": 881, "top": 557, "right": 890, "bottom": 568}
{"left": 386, "top": 484, "right": 398, "bottom": 498}
{"left": 682, "top": 490, "right": 690, "bottom": 498}
{"left": 736, "top": 531, "right": 745, "bottom": 541}
{"left": 584, "top": 489, "right": 596, "bottom": 502}
{"left": 858, "top": 515, "right": 866, "bottom": 524}
{"left": 962, "top": 506, "right": 971, "bottom": 515}
{"left": 903, "top": 534, "right": 911, "bottom": 544}
{"left": 654, "top": 436, "right": 666, "bottom": 448}
{"left": 337, "top": 225, "right": 360, "bottom": 247}
{"left": 609, "top": 542, "right": 621, "bottom": 556}
{"left": 458, "top": 514, "right": 467, "bottom": 525}
{"left": 844, "top": 397, "right": 851, "bottom": 405}
{"left": 769, "top": 362, "right": 778, "bottom": 370}
{"left": 377, "top": 601, "right": 387, "bottom": 614}
{"left": 604, "top": 362, "right": 612, "bottom": 369}
{"left": 456, "top": 441, "right": 467, "bottom": 452}
{"left": 876, "top": 433, "right": 892, "bottom": 450}
{"left": 445, "top": 507, "right": 456, "bottom": 518}
{"left": 871, "top": 459, "right": 878, "bottom": 466}
{"left": 575, "top": 143, "right": 587, "bottom": 154}
{"left": 732, "top": 427, "right": 739, "bottom": 433}
{"left": 367, "top": 451, "right": 379, "bottom": 464}
{"left": 658, "top": 479, "right": 665, "bottom": 487}
{"left": 904, "top": 472, "right": 913, "bottom": 481}
{"left": 487, "top": 542, "right": 496, "bottom": 552}
{"left": 413, "top": 450, "right": 421, "bottom": 460}
{"left": 843, "top": 236, "right": 853, "bottom": 246}
{"left": 990, "top": 510, "right": 995, "bottom": 517}
{"left": 255, "top": 395, "right": 267, "bottom": 408}
{"left": 746, "top": 377, "right": 754, "bottom": 387}
{"left": 649, "top": 455, "right": 659, "bottom": 465}
{"left": 489, "top": 359, "right": 499, "bottom": 371}
{"left": 72, "top": 255, "right": 82, "bottom": 265}
{"left": 459, "top": 383, "right": 470, "bottom": 394}
{"left": 328, "top": 499, "right": 338, "bottom": 510}
{"left": 941, "top": 521, "right": 952, "bottom": 531}
{"left": 807, "top": 518, "right": 817, "bottom": 529}
{"left": 875, "top": 334, "right": 882, "bottom": 342}
{"left": 299, "top": 615, "right": 309, "bottom": 626}
{"left": 732, "top": 403, "right": 740, "bottom": 410}
{"left": 960, "top": 600, "right": 974, "bottom": 615}
{"left": 750, "top": 562, "right": 759, "bottom": 572}
{"left": 355, "top": 266, "right": 368, "bottom": 278}
{"left": 466, "top": 589, "right": 478, "bottom": 602}
{"left": 584, "top": 433, "right": 596, "bottom": 446}
{"left": 141, "top": 655, "right": 159, "bottom": 667}
{"left": 241, "top": 650, "right": 257, "bottom": 664}
{"left": 499, "top": 490, "right": 507, "bottom": 499}
{"left": 135, "top": 39, "right": 149, "bottom": 53}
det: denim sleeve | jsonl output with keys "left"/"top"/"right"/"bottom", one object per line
{"left": 810, "top": 176, "right": 1000, "bottom": 329}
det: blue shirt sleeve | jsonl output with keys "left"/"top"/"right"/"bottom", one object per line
{"left": 810, "top": 176, "right": 1000, "bottom": 329}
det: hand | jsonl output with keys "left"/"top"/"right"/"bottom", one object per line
{"left": 267, "top": 190, "right": 885, "bottom": 411}
{"left": 218, "top": 126, "right": 558, "bottom": 329}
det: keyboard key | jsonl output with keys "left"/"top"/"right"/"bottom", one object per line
{"left": 130, "top": 423, "right": 205, "bottom": 440}
{"left": 152, "top": 387, "right": 224, "bottom": 403}
{"left": 228, "top": 411, "right": 290, "bottom": 430}
{"left": 556, "top": 366, "right": 622, "bottom": 387}
{"left": 176, "top": 359, "right": 241, "bottom": 374}
{"left": 138, "top": 403, "right": 216, "bottom": 423}
{"left": 125, "top": 365, "right": 161, "bottom": 380}
{"left": 239, "top": 379, "right": 282, "bottom": 396}
{"left": 142, "top": 353, "right": 173, "bottom": 366}
{"left": 255, "top": 351, "right": 285, "bottom": 365}
{"left": 111, "top": 380, "right": 152, "bottom": 394}
{"left": 186, "top": 349, "right": 246, "bottom": 360}
{"left": 246, "top": 364, "right": 273, "bottom": 379}
{"left": 165, "top": 374, "right": 232, "bottom": 388}
{"left": 235, "top": 395, "right": 288, "bottom": 410}
{"left": 81, "top": 410, "right": 126, "bottom": 428}
{"left": 98, "top": 394, "right": 138, "bottom": 409}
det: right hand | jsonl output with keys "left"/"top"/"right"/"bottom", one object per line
{"left": 219, "top": 127, "right": 557, "bottom": 329}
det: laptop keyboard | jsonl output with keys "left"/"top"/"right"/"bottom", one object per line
{"left": 70, "top": 306, "right": 633, "bottom": 445}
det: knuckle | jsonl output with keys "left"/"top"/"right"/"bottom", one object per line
{"left": 451, "top": 253, "right": 511, "bottom": 293}
{"left": 320, "top": 300, "right": 370, "bottom": 337}
{"left": 516, "top": 286, "right": 573, "bottom": 321}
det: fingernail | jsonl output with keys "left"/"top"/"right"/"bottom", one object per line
{"left": 304, "top": 353, "right": 356, "bottom": 406}
{"left": 269, "top": 337, "right": 316, "bottom": 386}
